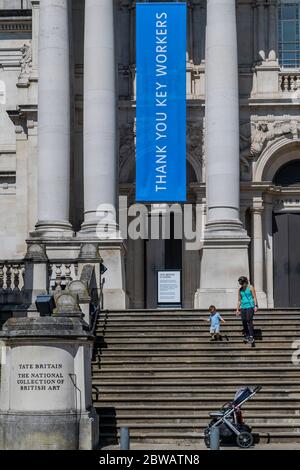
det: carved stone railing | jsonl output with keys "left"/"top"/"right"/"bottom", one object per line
{"left": 279, "top": 72, "right": 300, "bottom": 94}
{"left": 49, "top": 262, "right": 79, "bottom": 293}
{"left": 0, "top": 244, "right": 104, "bottom": 329}
{"left": 0, "top": 261, "right": 25, "bottom": 304}
{"left": 119, "top": 61, "right": 205, "bottom": 101}
{"left": 251, "top": 64, "right": 300, "bottom": 100}
{"left": 0, "top": 259, "right": 80, "bottom": 304}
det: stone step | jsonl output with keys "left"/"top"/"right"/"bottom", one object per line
{"left": 93, "top": 377, "right": 300, "bottom": 394}
{"left": 92, "top": 361, "right": 298, "bottom": 374}
{"left": 98, "top": 415, "right": 300, "bottom": 426}
{"left": 98, "top": 318, "right": 300, "bottom": 325}
{"left": 93, "top": 389, "right": 300, "bottom": 398}
{"left": 98, "top": 431, "right": 300, "bottom": 444}
{"left": 98, "top": 311, "right": 300, "bottom": 324}
{"left": 92, "top": 354, "right": 299, "bottom": 369}
{"left": 94, "top": 309, "right": 300, "bottom": 444}
{"left": 96, "top": 405, "right": 300, "bottom": 415}
{"left": 98, "top": 310, "right": 300, "bottom": 316}
{"left": 96, "top": 331, "right": 300, "bottom": 347}
{"left": 94, "top": 350, "right": 295, "bottom": 367}
{"left": 98, "top": 327, "right": 300, "bottom": 339}
{"left": 95, "top": 378, "right": 300, "bottom": 385}
{"left": 96, "top": 339, "right": 298, "bottom": 346}
{"left": 98, "top": 422, "right": 300, "bottom": 433}
{"left": 101, "top": 341, "right": 293, "bottom": 354}
{"left": 92, "top": 368, "right": 300, "bottom": 377}
{"left": 95, "top": 397, "right": 300, "bottom": 407}
{"left": 99, "top": 327, "right": 300, "bottom": 341}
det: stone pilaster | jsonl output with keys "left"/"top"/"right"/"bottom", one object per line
{"left": 30, "top": 1, "right": 40, "bottom": 80}
{"left": 264, "top": 194, "right": 274, "bottom": 308}
{"left": 251, "top": 199, "right": 267, "bottom": 308}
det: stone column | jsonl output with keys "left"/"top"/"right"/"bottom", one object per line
{"left": 205, "top": 0, "right": 241, "bottom": 227}
{"left": 268, "top": 0, "right": 278, "bottom": 61}
{"left": 195, "top": 0, "right": 250, "bottom": 309}
{"left": 35, "top": 0, "right": 73, "bottom": 236}
{"left": 257, "top": 1, "right": 266, "bottom": 61}
{"left": 251, "top": 200, "right": 267, "bottom": 307}
{"left": 79, "top": 0, "right": 127, "bottom": 310}
{"left": 80, "top": 0, "right": 118, "bottom": 235}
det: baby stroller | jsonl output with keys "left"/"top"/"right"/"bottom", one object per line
{"left": 204, "top": 385, "right": 262, "bottom": 448}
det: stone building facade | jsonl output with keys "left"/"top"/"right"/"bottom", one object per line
{"left": 0, "top": 0, "right": 300, "bottom": 311}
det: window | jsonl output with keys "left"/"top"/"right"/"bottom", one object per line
{"left": 278, "top": 1, "right": 300, "bottom": 68}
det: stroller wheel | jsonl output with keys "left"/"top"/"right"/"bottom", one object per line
{"left": 236, "top": 431, "right": 254, "bottom": 449}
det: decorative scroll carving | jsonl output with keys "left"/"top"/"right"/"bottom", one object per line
{"left": 240, "top": 117, "right": 300, "bottom": 168}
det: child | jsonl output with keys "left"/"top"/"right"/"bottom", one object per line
{"left": 208, "top": 305, "right": 226, "bottom": 341}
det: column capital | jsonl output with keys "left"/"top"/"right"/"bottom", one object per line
{"left": 250, "top": 206, "right": 264, "bottom": 215}
{"left": 251, "top": 196, "right": 264, "bottom": 213}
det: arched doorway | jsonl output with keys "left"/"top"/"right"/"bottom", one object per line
{"left": 273, "top": 160, "right": 300, "bottom": 307}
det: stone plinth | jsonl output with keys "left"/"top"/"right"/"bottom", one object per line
{"left": 0, "top": 309, "right": 99, "bottom": 450}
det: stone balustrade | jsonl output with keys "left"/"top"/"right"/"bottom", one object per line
{"left": 49, "top": 262, "right": 79, "bottom": 293}
{"left": 0, "top": 260, "right": 81, "bottom": 304}
{"left": 279, "top": 72, "right": 300, "bottom": 94}
{"left": 119, "top": 61, "right": 205, "bottom": 101}
{"left": 123, "top": 63, "right": 300, "bottom": 101}
{"left": 0, "top": 261, "right": 25, "bottom": 303}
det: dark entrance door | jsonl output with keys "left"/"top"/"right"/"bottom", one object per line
{"left": 145, "top": 214, "right": 182, "bottom": 308}
{"left": 273, "top": 212, "right": 300, "bottom": 307}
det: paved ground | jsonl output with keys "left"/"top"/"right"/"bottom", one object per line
{"left": 102, "top": 443, "right": 300, "bottom": 451}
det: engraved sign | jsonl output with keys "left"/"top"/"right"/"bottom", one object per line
{"left": 16, "top": 363, "right": 65, "bottom": 392}
{"left": 9, "top": 346, "right": 75, "bottom": 411}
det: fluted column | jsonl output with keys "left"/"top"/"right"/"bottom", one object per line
{"left": 81, "top": 0, "right": 118, "bottom": 236}
{"left": 35, "top": 0, "right": 73, "bottom": 236}
{"left": 205, "top": 0, "right": 242, "bottom": 231}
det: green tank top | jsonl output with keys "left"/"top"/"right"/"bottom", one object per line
{"left": 240, "top": 287, "right": 255, "bottom": 309}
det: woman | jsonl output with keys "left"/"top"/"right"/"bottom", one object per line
{"left": 236, "top": 276, "right": 258, "bottom": 345}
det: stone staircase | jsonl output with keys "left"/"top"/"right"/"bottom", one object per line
{"left": 92, "top": 309, "right": 300, "bottom": 445}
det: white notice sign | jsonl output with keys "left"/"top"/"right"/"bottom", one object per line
{"left": 157, "top": 271, "right": 181, "bottom": 305}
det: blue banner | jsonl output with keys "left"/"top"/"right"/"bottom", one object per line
{"left": 136, "top": 2, "right": 187, "bottom": 202}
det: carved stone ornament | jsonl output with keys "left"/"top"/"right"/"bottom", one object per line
{"left": 19, "top": 44, "right": 32, "bottom": 78}
{"left": 187, "top": 122, "right": 203, "bottom": 162}
{"left": 240, "top": 117, "right": 300, "bottom": 167}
